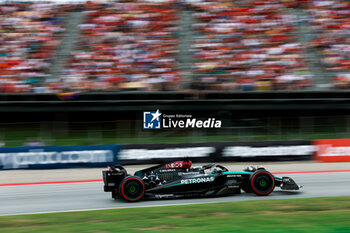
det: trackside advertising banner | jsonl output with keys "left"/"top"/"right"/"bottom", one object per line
{"left": 314, "top": 139, "right": 350, "bottom": 162}
{"left": 119, "top": 141, "right": 315, "bottom": 164}
{"left": 0, "top": 145, "right": 119, "bottom": 170}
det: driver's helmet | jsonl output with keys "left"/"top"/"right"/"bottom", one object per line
{"left": 211, "top": 168, "right": 218, "bottom": 174}
{"left": 244, "top": 166, "right": 257, "bottom": 172}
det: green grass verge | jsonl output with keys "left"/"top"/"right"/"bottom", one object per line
{"left": 3, "top": 129, "right": 350, "bottom": 147}
{"left": 1, "top": 196, "right": 350, "bottom": 233}
{"left": 2, "top": 120, "right": 350, "bottom": 146}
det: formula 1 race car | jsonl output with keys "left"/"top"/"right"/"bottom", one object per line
{"left": 102, "top": 160, "right": 301, "bottom": 202}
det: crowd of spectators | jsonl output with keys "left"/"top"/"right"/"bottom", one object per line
{"left": 52, "top": 0, "right": 182, "bottom": 92}
{"left": 189, "top": 0, "right": 313, "bottom": 91}
{"left": 1, "top": 0, "right": 350, "bottom": 93}
{"left": 0, "top": 2, "right": 68, "bottom": 93}
{"left": 306, "top": 0, "right": 350, "bottom": 89}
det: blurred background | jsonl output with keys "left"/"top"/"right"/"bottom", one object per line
{"left": 1, "top": 2, "right": 350, "bottom": 230}
{"left": 0, "top": 0, "right": 349, "bottom": 147}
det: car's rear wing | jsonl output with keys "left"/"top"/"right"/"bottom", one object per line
{"left": 102, "top": 165, "right": 127, "bottom": 192}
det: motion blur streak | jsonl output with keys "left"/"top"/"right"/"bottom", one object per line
{"left": 2, "top": 170, "right": 350, "bottom": 187}
{"left": 273, "top": 170, "right": 350, "bottom": 175}
{"left": 1, "top": 172, "right": 350, "bottom": 216}
{"left": 0, "top": 180, "right": 102, "bottom": 187}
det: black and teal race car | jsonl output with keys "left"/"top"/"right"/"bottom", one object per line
{"left": 103, "top": 160, "right": 301, "bottom": 202}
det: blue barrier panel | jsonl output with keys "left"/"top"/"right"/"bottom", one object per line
{"left": 0, "top": 145, "right": 120, "bottom": 170}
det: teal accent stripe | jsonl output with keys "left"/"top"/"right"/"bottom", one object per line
{"left": 223, "top": 171, "right": 282, "bottom": 180}
{"left": 167, "top": 183, "right": 183, "bottom": 188}
{"left": 222, "top": 172, "right": 252, "bottom": 175}
{"left": 166, "top": 173, "right": 282, "bottom": 187}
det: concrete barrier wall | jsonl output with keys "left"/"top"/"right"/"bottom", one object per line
{"left": 119, "top": 140, "right": 314, "bottom": 165}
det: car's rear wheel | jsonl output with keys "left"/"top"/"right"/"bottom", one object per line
{"left": 119, "top": 176, "right": 145, "bottom": 202}
{"left": 249, "top": 170, "right": 275, "bottom": 196}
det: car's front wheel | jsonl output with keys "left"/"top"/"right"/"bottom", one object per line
{"left": 119, "top": 176, "right": 145, "bottom": 202}
{"left": 249, "top": 170, "right": 275, "bottom": 196}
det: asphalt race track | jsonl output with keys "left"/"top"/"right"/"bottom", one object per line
{"left": 1, "top": 172, "right": 350, "bottom": 216}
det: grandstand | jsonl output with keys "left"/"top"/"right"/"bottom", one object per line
{"left": 307, "top": 0, "right": 350, "bottom": 89}
{"left": 0, "top": 0, "right": 350, "bottom": 147}
{"left": 0, "top": 1, "right": 70, "bottom": 93}
{"left": 0, "top": 0, "right": 349, "bottom": 93}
